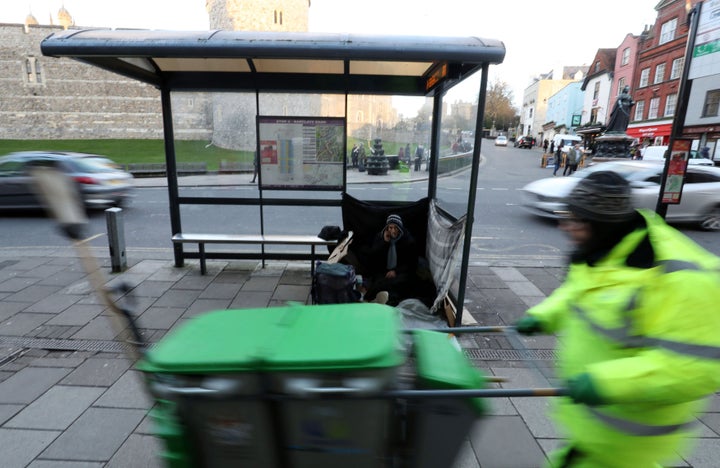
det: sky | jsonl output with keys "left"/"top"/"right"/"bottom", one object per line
{"left": 3, "top": 0, "right": 661, "bottom": 109}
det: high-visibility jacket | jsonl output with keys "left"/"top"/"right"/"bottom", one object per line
{"left": 528, "top": 210, "right": 720, "bottom": 467}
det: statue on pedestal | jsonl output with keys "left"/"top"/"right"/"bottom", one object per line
{"left": 606, "top": 85, "right": 634, "bottom": 134}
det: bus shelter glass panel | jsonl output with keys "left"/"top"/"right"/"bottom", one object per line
{"left": 345, "top": 94, "right": 432, "bottom": 202}
{"left": 435, "top": 71, "right": 482, "bottom": 305}
{"left": 171, "top": 91, "right": 257, "bottom": 198}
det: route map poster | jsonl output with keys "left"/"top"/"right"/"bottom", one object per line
{"left": 257, "top": 116, "right": 345, "bottom": 190}
{"left": 662, "top": 139, "right": 691, "bottom": 204}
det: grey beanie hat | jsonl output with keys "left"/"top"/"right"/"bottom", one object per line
{"left": 385, "top": 214, "right": 404, "bottom": 230}
{"left": 566, "top": 171, "right": 635, "bottom": 222}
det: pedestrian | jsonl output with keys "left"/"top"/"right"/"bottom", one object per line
{"left": 250, "top": 150, "right": 258, "bottom": 183}
{"left": 515, "top": 171, "right": 720, "bottom": 468}
{"left": 550, "top": 141, "right": 555, "bottom": 155}
{"left": 553, "top": 142, "right": 563, "bottom": 176}
{"left": 398, "top": 146, "right": 405, "bottom": 166}
{"left": 543, "top": 139, "right": 549, "bottom": 153}
{"left": 563, "top": 144, "right": 578, "bottom": 176}
{"left": 350, "top": 143, "right": 359, "bottom": 168}
{"left": 414, "top": 145, "right": 424, "bottom": 171}
{"left": 357, "top": 143, "right": 366, "bottom": 172}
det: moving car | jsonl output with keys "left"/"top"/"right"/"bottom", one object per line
{"left": 494, "top": 135, "right": 508, "bottom": 146}
{"left": 521, "top": 160, "right": 720, "bottom": 231}
{"left": 515, "top": 136, "right": 536, "bottom": 149}
{"left": 0, "top": 151, "right": 134, "bottom": 210}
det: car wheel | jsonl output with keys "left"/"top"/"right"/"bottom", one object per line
{"left": 699, "top": 206, "right": 720, "bottom": 231}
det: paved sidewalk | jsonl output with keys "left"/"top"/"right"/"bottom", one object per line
{"left": 1, "top": 248, "right": 719, "bottom": 467}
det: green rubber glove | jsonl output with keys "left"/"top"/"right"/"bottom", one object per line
{"left": 567, "top": 373, "right": 604, "bottom": 406}
{"left": 515, "top": 316, "right": 544, "bottom": 335}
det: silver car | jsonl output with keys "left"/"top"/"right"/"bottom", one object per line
{"left": 521, "top": 160, "right": 720, "bottom": 231}
{"left": 0, "top": 151, "right": 134, "bottom": 210}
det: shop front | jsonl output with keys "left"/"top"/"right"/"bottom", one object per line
{"left": 626, "top": 121, "right": 673, "bottom": 146}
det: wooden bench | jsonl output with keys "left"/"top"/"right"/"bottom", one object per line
{"left": 171, "top": 233, "right": 336, "bottom": 275}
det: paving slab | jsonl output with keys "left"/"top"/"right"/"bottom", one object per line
{"left": 39, "top": 407, "right": 146, "bottom": 461}
{"left": 0, "top": 428, "right": 62, "bottom": 468}
{"left": 59, "top": 357, "right": 132, "bottom": 387}
{"left": 93, "top": 370, "right": 153, "bottom": 409}
{"left": 0, "top": 366, "right": 71, "bottom": 404}
{"left": 5, "top": 386, "right": 104, "bottom": 430}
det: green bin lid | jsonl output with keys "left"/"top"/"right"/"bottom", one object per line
{"left": 139, "top": 303, "right": 403, "bottom": 374}
{"left": 413, "top": 329, "right": 486, "bottom": 414}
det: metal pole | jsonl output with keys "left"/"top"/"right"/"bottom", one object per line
{"left": 655, "top": 2, "right": 701, "bottom": 217}
{"left": 160, "top": 88, "right": 183, "bottom": 267}
{"left": 105, "top": 207, "right": 126, "bottom": 273}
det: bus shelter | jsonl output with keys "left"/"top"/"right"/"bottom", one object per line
{"left": 41, "top": 30, "right": 505, "bottom": 325}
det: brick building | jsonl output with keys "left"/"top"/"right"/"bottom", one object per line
{"left": 627, "top": 0, "right": 701, "bottom": 146}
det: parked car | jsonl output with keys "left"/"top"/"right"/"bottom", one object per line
{"left": 494, "top": 135, "right": 508, "bottom": 146}
{"left": 520, "top": 160, "right": 720, "bottom": 231}
{"left": 641, "top": 146, "right": 714, "bottom": 166}
{"left": 0, "top": 151, "right": 134, "bottom": 210}
{"left": 515, "top": 136, "right": 536, "bottom": 149}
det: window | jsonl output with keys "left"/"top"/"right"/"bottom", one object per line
{"left": 659, "top": 18, "right": 678, "bottom": 45}
{"left": 590, "top": 108, "right": 599, "bottom": 123}
{"left": 618, "top": 77, "right": 626, "bottom": 94}
{"left": 703, "top": 89, "right": 720, "bottom": 117}
{"left": 639, "top": 68, "right": 650, "bottom": 88}
{"left": 274, "top": 10, "right": 283, "bottom": 24}
{"left": 670, "top": 57, "right": 684, "bottom": 79}
{"left": 24, "top": 56, "right": 42, "bottom": 84}
{"left": 634, "top": 100, "right": 645, "bottom": 120}
{"left": 664, "top": 93, "right": 677, "bottom": 117}
{"left": 621, "top": 47, "right": 631, "bottom": 66}
{"left": 648, "top": 97, "right": 660, "bottom": 119}
{"left": 593, "top": 82, "right": 600, "bottom": 100}
{"left": 594, "top": 61, "right": 601, "bottom": 72}
{"left": 654, "top": 63, "right": 666, "bottom": 84}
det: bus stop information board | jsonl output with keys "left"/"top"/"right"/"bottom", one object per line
{"left": 257, "top": 116, "right": 345, "bottom": 190}
{"left": 661, "top": 140, "right": 691, "bottom": 204}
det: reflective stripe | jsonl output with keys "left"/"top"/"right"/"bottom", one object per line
{"left": 656, "top": 259, "right": 703, "bottom": 273}
{"left": 640, "top": 337, "right": 720, "bottom": 359}
{"left": 572, "top": 302, "right": 720, "bottom": 358}
{"left": 588, "top": 407, "right": 698, "bottom": 436}
{"left": 657, "top": 259, "right": 702, "bottom": 273}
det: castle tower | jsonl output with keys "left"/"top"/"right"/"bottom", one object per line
{"left": 206, "top": 0, "right": 310, "bottom": 32}
{"left": 57, "top": 6, "right": 74, "bottom": 30}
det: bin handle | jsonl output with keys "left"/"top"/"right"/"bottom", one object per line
{"left": 150, "top": 377, "right": 247, "bottom": 399}
{"left": 284, "top": 377, "right": 383, "bottom": 396}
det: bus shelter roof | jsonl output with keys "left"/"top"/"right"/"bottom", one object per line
{"left": 40, "top": 29, "right": 505, "bottom": 95}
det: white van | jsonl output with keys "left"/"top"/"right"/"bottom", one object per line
{"left": 552, "top": 134, "right": 582, "bottom": 153}
{"left": 641, "top": 145, "right": 713, "bottom": 166}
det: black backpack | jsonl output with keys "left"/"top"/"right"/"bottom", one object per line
{"left": 312, "top": 262, "right": 361, "bottom": 304}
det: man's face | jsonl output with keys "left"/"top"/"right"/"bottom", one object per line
{"left": 386, "top": 223, "right": 400, "bottom": 239}
{"left": 558, "top": 216, "right": 592, "bottom": 246}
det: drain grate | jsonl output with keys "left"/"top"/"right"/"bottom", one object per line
{"left": 0, "top": 336, "right": 134, "bottom": 354}
{"left": 464, "top": 348, "right": 556, "bottom": 361}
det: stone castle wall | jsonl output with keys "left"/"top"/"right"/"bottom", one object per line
{"left": 0, "top": 24, "right": 171, "bottom": 140}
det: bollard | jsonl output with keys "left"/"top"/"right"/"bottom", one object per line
{"left": 105, "top": 207, "right": 127, "bottom": 273}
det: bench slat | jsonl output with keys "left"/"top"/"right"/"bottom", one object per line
{"left": 172, "top": 232, "right": 336, "bottom": 276}
{"left": 172, "top": 233, "right": 334, "bottom": 245}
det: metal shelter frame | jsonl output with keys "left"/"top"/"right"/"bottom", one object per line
{"left": 41, "top": 29, "right": 506, "bottom": 324}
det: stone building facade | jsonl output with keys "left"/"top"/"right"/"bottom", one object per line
{"left": 1, "top": 1, "right": 396, "bottom": 149}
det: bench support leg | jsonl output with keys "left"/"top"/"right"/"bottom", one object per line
{"left": 311, "top": 245, "right": 316, "bottom": 278}
{"left": 199, "top": 243, "right": 206, "bottom": 275}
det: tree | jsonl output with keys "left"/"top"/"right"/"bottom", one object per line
{"left": 483, "top": 79, "right": 518, "bottom": 132}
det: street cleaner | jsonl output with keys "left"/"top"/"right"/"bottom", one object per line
{"left": 515, "top": 171, "right": 720, "bottom": 467}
